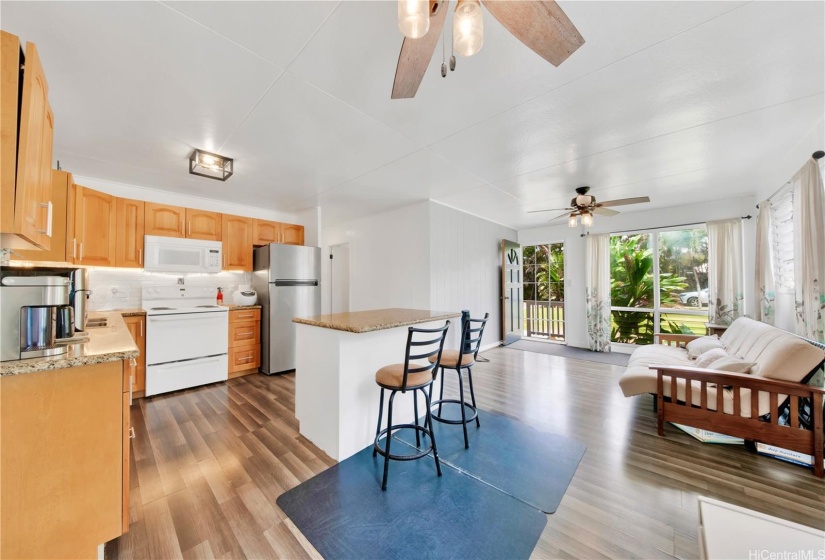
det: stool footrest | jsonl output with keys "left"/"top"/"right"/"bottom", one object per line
{"left": 430, "top": 399, "right": 479, "bottom": 425}
{"left": 374, "top": 425, "right": 433, "bottom": 461}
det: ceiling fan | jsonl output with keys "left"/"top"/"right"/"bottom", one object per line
{"left": 528, "top": 186, "right": 651, "bottom": 227}
{"left": 392, "top": 0, "right": 585, "bottom": 99}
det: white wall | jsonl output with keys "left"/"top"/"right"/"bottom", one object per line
{"left": 296, "top": 206, "right": 322, "bottom": 248}
{"left": 86, "top": 268, "right": 251, "bottom": 310}
{"left": 74, "top": 175, "right": 299, "bottom": 222}
{"left": 429, "top": 202, "right": 517, "bottom": 349}
{"left": 519, "top": 196, "right": 756, "bottom": 349}
{"left": 322, "top": 201, "right": 431, "bottom": 314}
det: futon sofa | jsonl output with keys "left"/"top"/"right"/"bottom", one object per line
{"left": 618, "top": 317, "right": 825, "bottom": 476}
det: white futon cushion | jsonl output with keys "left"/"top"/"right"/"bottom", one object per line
{"left": 686, "top": 335, "right": 724, "bottom": 359}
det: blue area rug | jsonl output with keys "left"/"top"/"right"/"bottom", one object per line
{"left": 276, "top": 444, "right": 547, "bottom": 560}
{"left": 399, "top": 407, "right": 587, "bottom": 513}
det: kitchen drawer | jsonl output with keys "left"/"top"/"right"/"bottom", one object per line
{"left": 229, "top": 344, "right": 260, "bottom": 374}
{"left": 229, "top": 320, "right": 260, "bottom": 347}
{"left": 229, "top": 308, "right": 260, "bottom": 323}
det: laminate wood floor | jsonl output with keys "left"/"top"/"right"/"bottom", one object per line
{"left": 108, "top": 347, "right": 825, "bottom": 560}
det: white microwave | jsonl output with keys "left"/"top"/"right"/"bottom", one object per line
{"left": 143, "top": 235, "right": 222, "bottom": 273}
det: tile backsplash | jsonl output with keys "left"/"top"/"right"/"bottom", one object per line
{"left": 87, "top": 268, "right": 252, "bottom": 310}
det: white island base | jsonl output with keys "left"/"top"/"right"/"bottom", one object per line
{"left": 294, "top": 309, "right": 459, "bottom": 461}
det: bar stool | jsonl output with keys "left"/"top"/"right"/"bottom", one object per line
{"left": 428, "top": 313, "right": 489, "bottom": 449}
{"left": 373, "top": 321, "right": 450, "bottom": 491}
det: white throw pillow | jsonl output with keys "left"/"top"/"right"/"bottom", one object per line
{"left": 708, "top": 355, "right": 756, "bottom": 374}
{"left": 695, "top": 348, "right": 728, "bottom": 368}
{"left": 686, "top": 335, "right": 724, "bottom": 359}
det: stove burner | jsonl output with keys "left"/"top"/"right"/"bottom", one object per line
{"left": 196, "top": 305, "right": 220, "bottom": 308}
{"left": 150, "top": 307, "right": 175, "bottom": 310}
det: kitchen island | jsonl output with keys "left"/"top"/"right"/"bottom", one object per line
{"left": 294, "top": 308, "right": 460, "bottom": 461}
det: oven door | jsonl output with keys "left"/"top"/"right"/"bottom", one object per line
{"left": 146, "top": 311, "right": 228, "bottom": 365}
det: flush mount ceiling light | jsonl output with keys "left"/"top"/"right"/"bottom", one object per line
{"left": 189, "top": 149, "right": 233, "bottom": 181}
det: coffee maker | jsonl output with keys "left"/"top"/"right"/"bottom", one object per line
{"left": 0, "top": 275, "right": 75, "bottom": 361}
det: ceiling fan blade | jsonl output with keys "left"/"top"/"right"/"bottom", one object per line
{"left": 598, "top": 196, "right": 651, "bottom": 208}
{"left": 547, "top": 211, "right": 571, "bottom": 223}
{"left": 593, "top": 207, "right": 619, "bottom": 216}
{"left": 391, "top": 2, "right": 450, "bottom": 99}
{"left": 481, "top": 0, "right": 584, "bottom": 67}
{"left": 526, "top": 207, "right": 573, "bottom": 214}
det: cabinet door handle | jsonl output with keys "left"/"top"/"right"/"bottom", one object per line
{"left": 129, "top": 427, "right": 136, "bottom": 439}
{"left": 72, "top": 238, "right": 77, "bottom": 258}
{"left": 238, "top": 331, "right": 254, "bottom": 336}
{"left": 188, "top": 221, "right": 191, "bottom": 236}
{"left": 139, "top": 319, "right": 143, "bottom": 337}
{"left": 36, "top": 201, "right": 53, "bottom": 237}
{"left": 138, "top": 248, "right": 143, "bottom": 265}
{"left": 79, "top": 242, "right": 84, "bottom": 261}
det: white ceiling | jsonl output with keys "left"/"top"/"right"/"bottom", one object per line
{"left": 3, "top": 1, "right": 823, "bottom": 229}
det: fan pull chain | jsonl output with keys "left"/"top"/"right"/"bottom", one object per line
{"left": 441, "top": 29, "right": 447, "bottom": 77}
{"left": 450, "top": 12, "right": 456, "bottom": 72}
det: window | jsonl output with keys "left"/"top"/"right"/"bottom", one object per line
{"left": 522, "top": 243, "right": 564, "bottom": 340}
{"left": 610, "top": 227, "right": 709, "bottom": 345}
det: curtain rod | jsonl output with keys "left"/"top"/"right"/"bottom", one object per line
{"left": 757, "top": 150, "right": 824, "bottom": 209}
{"left": 580, "top": 216, "right": 752, "bottom": 237}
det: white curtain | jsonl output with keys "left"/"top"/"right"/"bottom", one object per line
{"left": 707, "top": 218, "right": 744, "bottom": 325}
{"left": 792, "top": 158, "right": 825, "bottom": 341}
{"left": 585, "top": 233, "right": 611, "bottom": 352}
{"left": 754, "top": 200, "right": 775, "bottom": 324}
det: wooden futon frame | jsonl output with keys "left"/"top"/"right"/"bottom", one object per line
{"left": 651, "top": 333, "right": 825, "bottom": 478}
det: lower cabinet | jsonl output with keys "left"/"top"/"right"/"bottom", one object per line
{"left": 122, "top": 314, "right": 146, "bottom": 395}
{"left": 0, "top": 360, "right": 129, "bottom": 558}
{"left": 228, "top": 307, "right": 261, "bottom": 377}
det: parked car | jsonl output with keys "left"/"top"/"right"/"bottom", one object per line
{"left": 679, "top": 288, "right": 709, "bottom": 307}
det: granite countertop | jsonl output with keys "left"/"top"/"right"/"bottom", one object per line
{"left": 119, "top": 308, "right": 147, "bottom": 317}
{"left": 293, "top": 308, "right": 461, "bottom": 334}
{"left": 0, "top": 311, "right": 140, "bottom": 376}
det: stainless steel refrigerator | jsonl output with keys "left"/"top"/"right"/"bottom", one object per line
{"left": 253, "top": 244, "right": 321, "bottom": 375}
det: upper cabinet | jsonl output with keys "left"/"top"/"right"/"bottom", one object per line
{"left": 145, "top": 203, "right": 185, "bottom": 238}
{"left": 282, "top": 223, "right": 304, "bottom": 246}
{"left": 74, "top": 185, "right": 116, "bottom": 267}
{"left": 11, "top": 170, "right": 71, "bottom": 263}
{"left": 186, "top": 209, "right": 221, "bottom": 241}
{"left": 222, "top": 214, "right": 253, "bottom": 271}
{"left": 115, "top": 198, "right": 145, "bottom": 268}
{"left": 253, "top": 219, "right": 304, "bottom": 246}
{"left": 0, "top": 32, "right": 54, "bottom": 250}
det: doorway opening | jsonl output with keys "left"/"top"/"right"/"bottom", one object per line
{"left": 522, "top": 243, "right": 564, "bottom": 342}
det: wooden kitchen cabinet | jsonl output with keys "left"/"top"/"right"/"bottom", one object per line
{"left": 145, "top": 202, "right": 185, "bottom": 238}
{"left": 228, "top": 307, "right": 261, "bottom": 377}
{"left": 222, "top": 214, "right": 253, "bottom": 271}
{"left": 282, "top": 223, "right": 304, "bottom": 245}
{"left": 11, "top": 169, "right": 71, "bottom": 262}
{"left": 74, "top": 185, "right": 117, "bottom": 266}
{"left": 115, "top": 198, "right": 145, "bottom": 268}
{"left": 65, "top": 181, "right": 77, "bottom": 262}
{"left": 186, "top": 208, "right": 221, "bottom": 241}
{"left": 0, "top": 32, "right": 55, "bottom": 250}
{"left": 253, "top": 219, "right": 305, "bottom": 246}
{"left": 122, "top": 314, "right": 146, "bottom": 395}
{"left": 0, "top": 361, "right": 128, "bottom": 558}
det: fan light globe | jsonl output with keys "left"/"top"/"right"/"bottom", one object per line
{"left": 581, "top": 213, "right": 594, "bottom": 227}
{"left": 568, "top": 215, "right": 578, "bottom": 228}
{"left": 453, "top": 0, "right": 483, "bottom": 57}
{"left": 398, "top": 0, "right": 430, "bottom": 39}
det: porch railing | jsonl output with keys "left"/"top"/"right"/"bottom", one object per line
{"left": 523, "top": 300, "right": 565, "bottom": 340}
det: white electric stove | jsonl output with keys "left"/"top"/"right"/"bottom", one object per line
{"left": 142, "top": 286, "right": 229, "bottom": 396}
